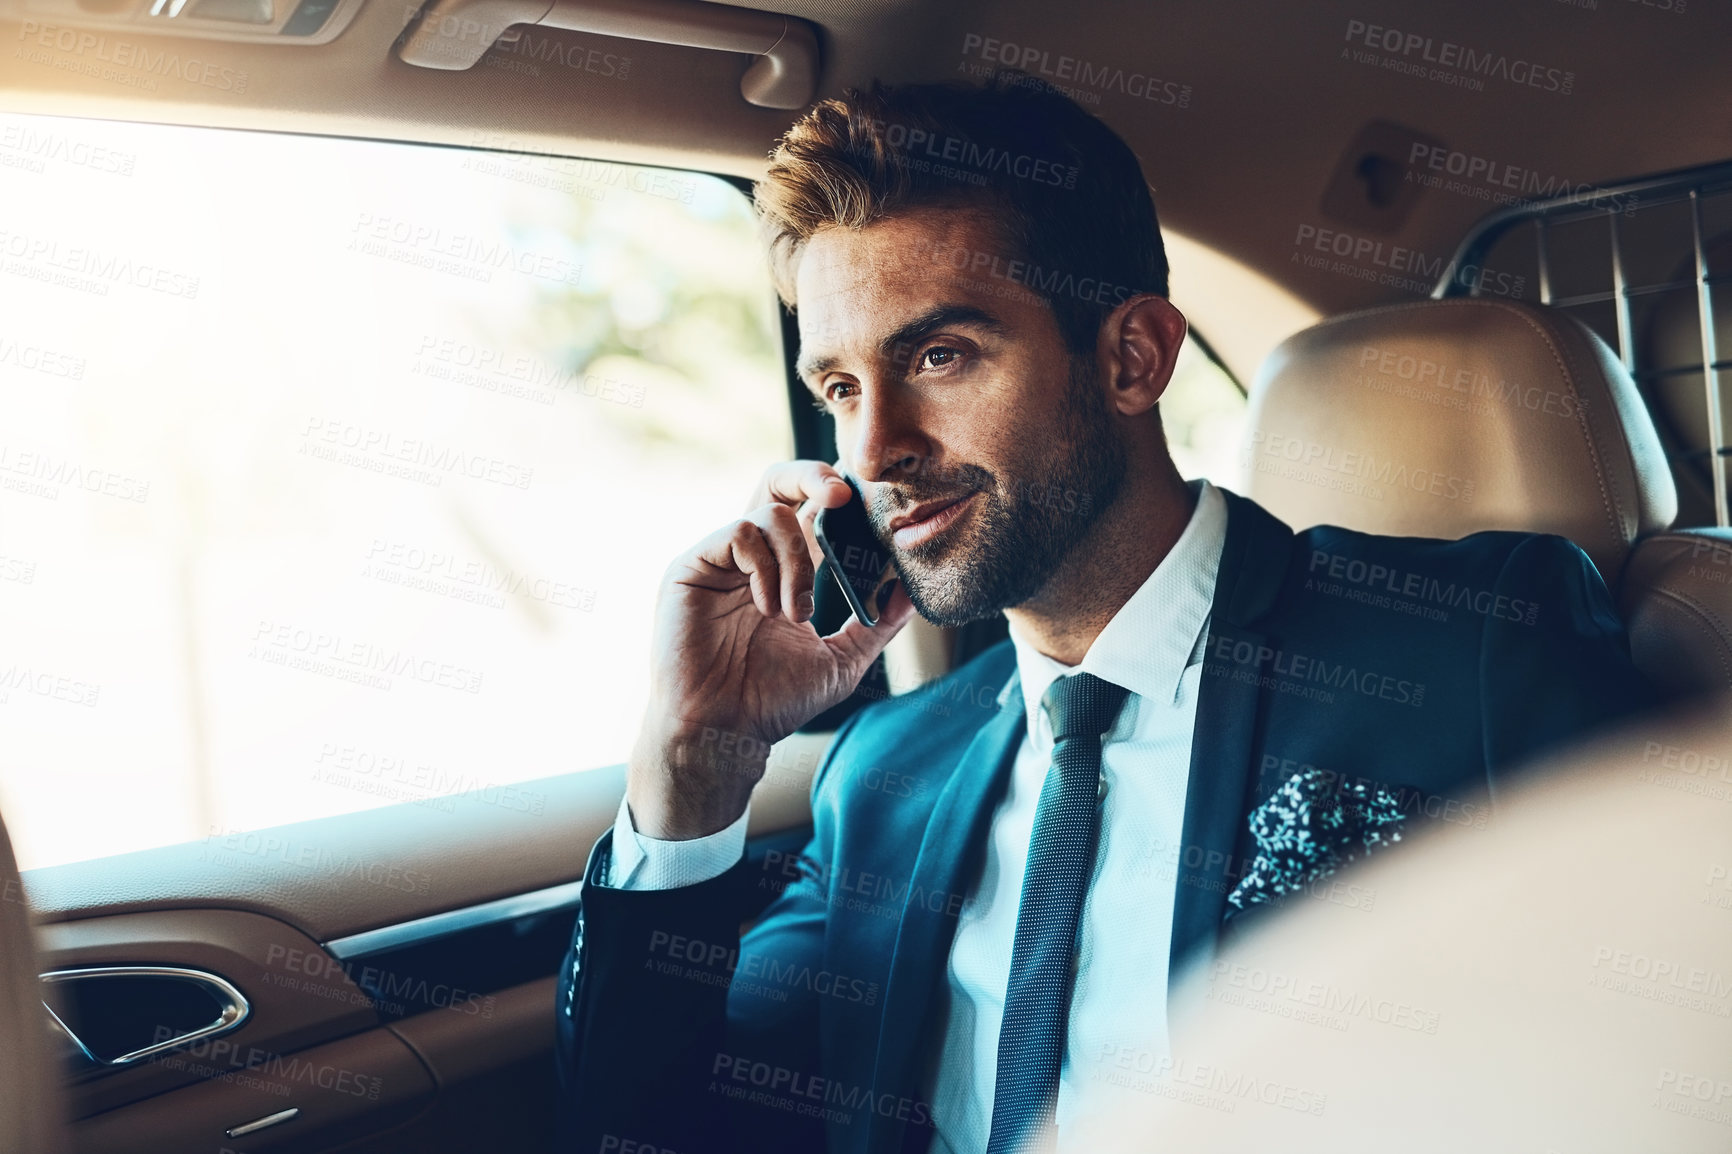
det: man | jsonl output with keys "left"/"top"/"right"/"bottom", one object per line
{"left": 554, "top": 75, "right": 1653, "bottom": 1154}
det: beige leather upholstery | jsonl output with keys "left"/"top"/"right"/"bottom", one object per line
{"left": 1244, "top": 297, "right": 1677, "bottom": 586}
{"left": 1242, "top": 297, "right": 1732, "bottom": 700}
{"left": 0, "top": 810, "right": 68, "bottom": 1154}
{"left": 1621, "top": 530, "right": 1732, "bottom": 696}
{"left": 1076, "top": 697, "right": 1732, "bottom": 1152}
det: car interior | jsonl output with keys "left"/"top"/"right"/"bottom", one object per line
{"left": 1, "top": 0, "right": 1729, "bottom": 1150}
{"left": 1077, "top": 698, "right": 1732, "bottom": 1152}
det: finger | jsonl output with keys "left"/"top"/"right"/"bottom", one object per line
{"left": 691, "top": 519, "right": 783, "bottom": 619}
{"left": 749, "top": 502, "right": 817, "bottom": 625}
{"left": 795, "top": 498, "right": 827, "bottom": 569}
{"left": 822, "top": 576, "right": 917, "bottom": 674}
{"left": 754, "top": 459, "right": 852, "bottom": 513}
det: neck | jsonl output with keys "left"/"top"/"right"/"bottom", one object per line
{"left": 1003, "top": 455, "right": 1196, "bottom": 666}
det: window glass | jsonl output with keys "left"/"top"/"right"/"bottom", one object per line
{"left": 1163, "top": 338, "right": 1248, "bottom": 487}
{"left": 0, "top": 114, "right": 789, "bottom": 870}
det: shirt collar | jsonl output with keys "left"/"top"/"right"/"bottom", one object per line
{"left": 997, "top": 478, "right": 1228, "bottom": 743}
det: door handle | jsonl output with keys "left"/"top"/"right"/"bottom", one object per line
{"left": 40, "top": 965, "right": 251, "bottom": 1067}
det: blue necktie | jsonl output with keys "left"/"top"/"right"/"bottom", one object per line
{"left": 985, "top": 672, "right": 1130, "bottom": 1154}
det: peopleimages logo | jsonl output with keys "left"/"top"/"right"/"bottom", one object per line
{"left": 0, "top": 335, "right": 85, "bottom": 380}
{"left": 958, "top": 33, "right": 1192, "bottom": 107}
{"left": 0, "top": 443, "right": 150, "bottom": 503}
{"left": 925, "top": 242, "right": 1138, "bottom": 308}
{"left": 364, "top": 538, "right": 594, "bottom": 611}
{"left": 1208, "top": 635, "right": 1426, "bottom": 708}
{"left": 1590, "top": 945, "right": 1732, "bottom": 1007}
{"left": 1293, "top": 223, "right": 1525, "bottom": 298}
{"left": 1307, "top": 548, "right": 1540, "bottom": 627}
{"left": 201, "top": 826, "right": 433, "bottom": 894}
{"left": 1406, "top": 144, "right": 1637, "bottom": 215}
{"left": 399, "top": 5, "right": 632, "bottom": 78}
{"left": 0, "top": 227, "right": 201, "bottom": 299}
{"left": 1341, "top": 19, "right": 1574, "bottom": 94}
{"left": 1246, "top": 430, "right": 1477, "bottom": 503}
{"left": 1207, "top": 961, "right": 1442, "bottom": 1034}
{"left": 458, "top": 138, "right": 694, "bottom": 204}
{"left": 866, "top": 117, "right": 1078, "bottom": 189}
{"left": 0, "top": 122, "right": 136, "bottom": 176}
{"left": 710, "top": 1053, "right": 933, "bottom": 1127}
{"left": 347, "top": 212, "right": 583, "bottom": 287}
{"left": 1094, "top": 1045, "right": 1330, "bottom": 1117}
{"left": 16, "top": 21, "right": 250, "bottom": 93}
{"left": 0, "top": 665, "right": 101, "bottom": 707}
{"left": 1355, "top": 345, "right": 1585, "bottom": 421}
{"left": 300, "top": 417, "right": 535, "bottom": 490}
{"left": 249, "top": 619, "right": 485, "bottom": 695}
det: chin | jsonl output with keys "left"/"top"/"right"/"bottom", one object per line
{"left": 896, "top": 557, "right": 1040, "bottom": 629}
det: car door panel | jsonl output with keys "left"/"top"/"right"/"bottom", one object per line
{"left": 40, "top": 908, "right": 379, "bottom": 1119}
{"left": 68, "top": 1024, "right": 435, "bottom": 1154}
{"left": 25, "top": 735, "right": 830, "bottom": 1152}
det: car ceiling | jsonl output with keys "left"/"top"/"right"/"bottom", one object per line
{"left": 1, "top": 0, "right": 1728, "bottom": 319}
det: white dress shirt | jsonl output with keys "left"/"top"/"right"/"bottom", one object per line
{"left": 606, "top": 480, "right": 1229, "bottom": 1154}
{"left": 928, "top": 479, "right": 1224, "bottom": 1152}
{"left": 607, "top": 784, "right": 751, "bottom": 890}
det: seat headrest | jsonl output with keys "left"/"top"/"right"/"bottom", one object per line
{"left": 1621, "top": 530, "right": 1732, "bottom": 697}
{"left": 1244, "top": 298, "right": 1677, "bottom": 584}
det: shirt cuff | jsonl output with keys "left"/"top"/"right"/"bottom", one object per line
{"left": 605, "top": 791, "right": 750, "bottom": 890}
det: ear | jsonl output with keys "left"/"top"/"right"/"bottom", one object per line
{"left": 1099, "top": 296, "right": 1189, "bottom": 417}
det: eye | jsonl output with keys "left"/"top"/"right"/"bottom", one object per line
{"left": 817, "top": 379, "right": 859, "bottom": 411}
{"left": 917, "top": 345, "right": 963, "bottom": 373}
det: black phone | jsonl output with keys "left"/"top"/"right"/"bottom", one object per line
{"left": 813, "top": 475, "right": 893, "bottom": 627}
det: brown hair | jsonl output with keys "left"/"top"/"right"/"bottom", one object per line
{"left": 755, "top": 72, "right": 1170, "bottom": 357}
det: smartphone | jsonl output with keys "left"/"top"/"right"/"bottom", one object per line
{"left": 813, "top": 475, "right": 893, "bottom": 627}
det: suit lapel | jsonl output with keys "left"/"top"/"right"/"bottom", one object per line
{"left": 853, "top": 488, "right": 1296, "bottom": 1150}
{"left": 864, "top": 683, "right": 1025, "bottom": 1154}
{"left": 1169, "top": 489, "right": 1295, "bottom": 972}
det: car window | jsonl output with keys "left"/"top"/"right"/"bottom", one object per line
{"left": 0, "top": 113, "right": 789, "bottom": 870}
{"left": 1161, "top": 337, "right": 1247, "bottom": 486}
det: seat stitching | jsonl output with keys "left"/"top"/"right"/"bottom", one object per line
{"left": 1493, "top": 302, "right": 1631, "bottom": 573}
{"left": 1642, "top": 586, "right": 1732, "bottom": 689}
{"left": 1295, "top": 298, "right": 1630, "bottom": 571}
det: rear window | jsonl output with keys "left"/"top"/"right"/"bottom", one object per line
{"left": 0, "top": 114, "right": 789, "bottom": 869}
{"left": 1444, "top": 169, "right": 1732, "bottom": 527}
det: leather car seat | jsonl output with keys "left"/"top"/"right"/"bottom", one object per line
{"left": 1077, "top": 695, "right": 1732, "bottom": 1152}
{"left": 1620, "top": 531, "right": 1732, "bottom": 696}
{"left": 1242, "top": 296, "right": 1732, "bottom": 697}
{"left": 0, "top": 807, "right": 69, "bottom": 1154}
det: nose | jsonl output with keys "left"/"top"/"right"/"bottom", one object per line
{"left": 845, "top": 384, "right": 931, "bottom": 485}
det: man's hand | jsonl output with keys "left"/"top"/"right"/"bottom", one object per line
{"left": 626, "top": 461, "right": 915, "bottom": 840}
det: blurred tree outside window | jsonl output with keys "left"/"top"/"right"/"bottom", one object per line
{"left": 0, "top": 114, "right": 789, "bottom": 869}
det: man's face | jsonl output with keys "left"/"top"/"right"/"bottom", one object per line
{"left": 794, "top": 206, "right": 1127, "bottom": 626}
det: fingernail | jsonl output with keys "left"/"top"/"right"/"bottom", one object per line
{"left": 797, "top": 591, "right": 815, "bottom": 620}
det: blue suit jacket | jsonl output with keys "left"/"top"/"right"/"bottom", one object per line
{"left": 554, "top": 489, "right": 1655, "bottom": 1154}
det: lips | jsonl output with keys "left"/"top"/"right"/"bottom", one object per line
{"left": 889, "top": 491, "right": 979, "bottom": 550}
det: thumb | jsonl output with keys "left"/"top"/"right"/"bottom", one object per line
{"left": 822, "top": 578, "right": 917, "bottom": 678}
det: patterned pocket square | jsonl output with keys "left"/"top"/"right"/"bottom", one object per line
{"left": 1227, "top": 769, "right": 1407, "bottom": 913}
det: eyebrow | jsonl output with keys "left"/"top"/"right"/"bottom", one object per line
{"left": 795, "top": 304, "right": 1009, "bottom": 389}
